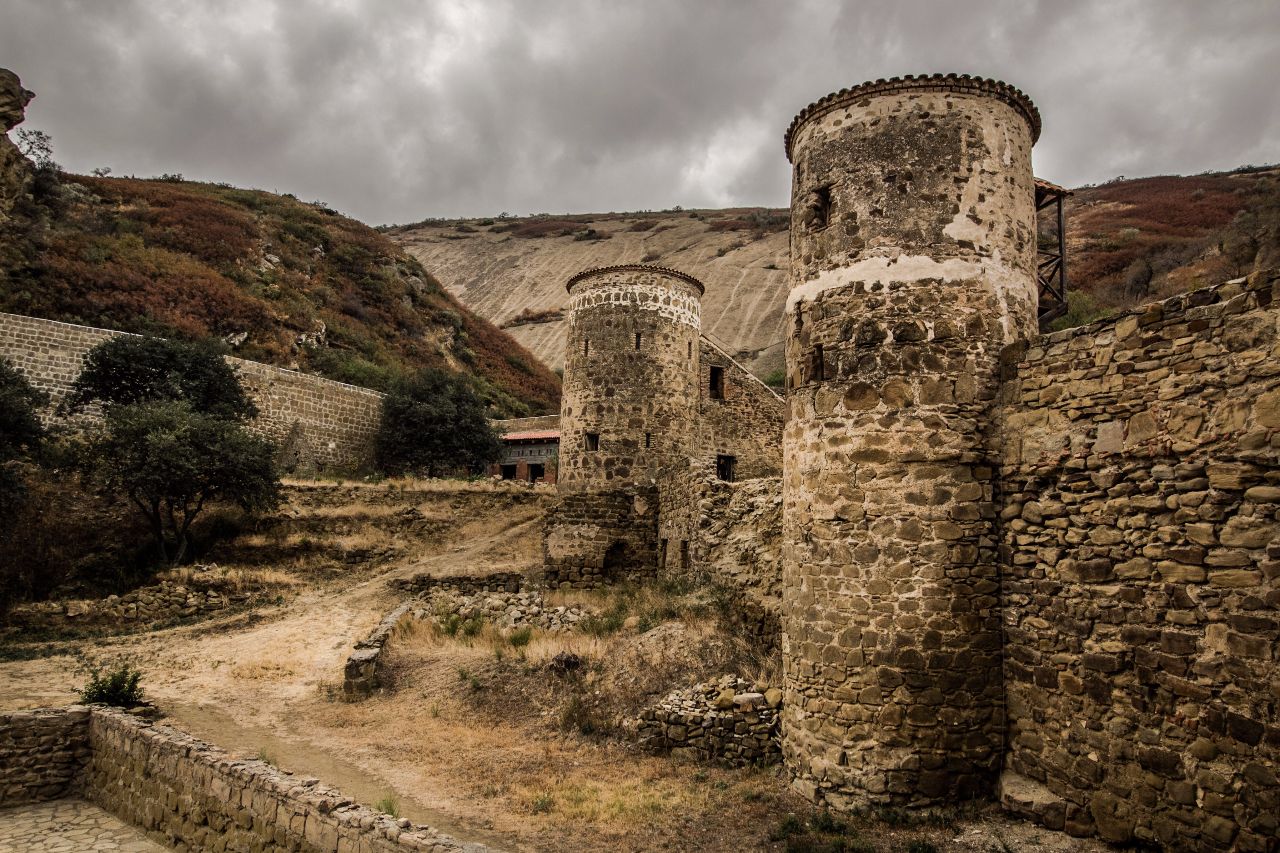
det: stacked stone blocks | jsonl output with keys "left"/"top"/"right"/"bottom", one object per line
{"left": 996, "top": 270, "right": 1280, "bottom": 849}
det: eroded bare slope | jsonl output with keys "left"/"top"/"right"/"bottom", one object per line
{"left": 390, "top": 212, "right": 790, "bottom": 377}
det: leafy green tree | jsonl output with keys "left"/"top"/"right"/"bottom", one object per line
{"left": 375, "top": 369, "right": 503, "bottom": 477}
{"left": 84, "top": 401, "right": 280, "bottom": 564}
{"left": 64, "top": 335, "right": 256, "bottom": 420}
{"left": 0, "top": 357, "right": 46, "bottom": 516}
{"left": 0, "top": 356, "right": 46, "bottom": 464}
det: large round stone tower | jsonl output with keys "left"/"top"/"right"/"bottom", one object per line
{"left": 779, "top": 74, "right": 1040, "bottom": 807}
{"left": 558, "top": 264, "right": 704, "bottom": 487}
{"left": 543, "top": 264, "right": 704, "bottom": 586}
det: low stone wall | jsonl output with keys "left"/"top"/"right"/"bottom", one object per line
{"left": 391, "top": 571, "right": 525, "bottom": 596}
{"left": 85, "top": 708, "right": 489, "bottom": 851}
{"left": 0, "top": 707, "right": 90, "bottom": 806}
{"left": 0, "top": 707, "right": 494, "bottom": 849}
{"left": 0, "top": 311, "right": 383, "bottom": 471}
{"left": 5, "top": 579, "right": 251, "bottom": 632}
{"left": 343, "top": 602, "right": 418, "bottom": 699}
{"left": 636, "top": 677, "right": 780, "bottom": 768}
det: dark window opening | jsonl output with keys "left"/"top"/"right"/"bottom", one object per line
{"left": 635, "top": 332, "right": 642, "bottom": 350}
{"left": 658, "top": 539, "right": 668, "bottom": 569}
{"left": 688, "top": 341, "right": 693, "bottom": 359}
{"left": 716, "top": 454, "right": 737, "bottom": 482}
{"left": 802, "top": 185, "right": 832, "bottom": 232}
{"left": 527, "top": 463, "right": 545, "bottom": 482}
{"left": 500, "top": 464, "right": 517, "bottom": 480}
{"left": 709, "top": 365, "right": 725, "bottom": 400}
{"left": 585, "top": 432, "right": 600, "bottom": 451}
{"left": 679, "top": 540, "right": 689, "bottom": 569}
{"left": 813, "top": 343, "right": 825, "bottom": 382}
{"left": 584, "top": 338, "right": 590, "bottom": 358}
{"left": 644, "top": 432, "right": 652, "bottom": 449}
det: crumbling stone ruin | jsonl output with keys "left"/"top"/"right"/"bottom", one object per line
{"left": 544, "top": 73, "right": 1279, "bottom": 849}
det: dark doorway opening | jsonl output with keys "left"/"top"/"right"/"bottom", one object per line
{"left": 527, "top": 463, "right": 545, "bottom": 482}
{"left": 500, "top": 464, "right": 517, "bottom": 480}
{"left": 716, "top": 454, "right": 737, "bottom": 482}
{"left": 603, "top": 541, "right": 630, "bottom": 580}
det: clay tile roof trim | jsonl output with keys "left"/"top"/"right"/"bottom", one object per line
{"left": 502, "top": 430, "right": 560, "bottom": 442}
{"left": 784, "top": 73, "right": 1042, "bottom": 162}
{"left": 1034, "top": 177, "right": 1073, "bottom": 196}
{"left": 565, "top": 264, "right": 706, "bottom": 295}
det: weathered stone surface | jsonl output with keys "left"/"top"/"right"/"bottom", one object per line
{"left": 781, "top": 74, "right": 1038, "bottom": 809}
{"left": 636, "top": 676, "right": 780, "bottom": 768}
{"left": 999, "top": 268, "right": 1280, "bottom": 849}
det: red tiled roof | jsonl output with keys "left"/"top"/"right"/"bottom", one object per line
{"left": 502, "top": 430, "right": 560, "bottom": 442}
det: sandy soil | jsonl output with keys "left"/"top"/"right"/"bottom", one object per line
{"left": 0, "top": 481, "right": 1112, "bottom": 852}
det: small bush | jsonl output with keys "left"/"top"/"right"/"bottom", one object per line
{"left": 79, "top": 662, "right": 144, "bottom": 707}
{"left": 508, "top": 626, "right": 533, "bottom": 647}
{"left": 530, "top": 792, "right": 554, "bottom": 814}
{"left": 375, "top": 795, "right": 400, "bottom": 817}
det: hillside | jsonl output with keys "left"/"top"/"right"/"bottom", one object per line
{"left": 387, "top": 167, "right": 1278, "bottom": 376}
{"left": 0, "top": 173, "right": 561, "bottom": 416}
{"left": 389, "top": 209, "right": 791, "bottom": 379}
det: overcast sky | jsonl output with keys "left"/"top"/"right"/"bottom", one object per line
{"left": 2, "top": 0, "right": 1277, "bottom": 224}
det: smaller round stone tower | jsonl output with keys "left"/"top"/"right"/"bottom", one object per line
{"left": 543, "top": 265, "right": 704, "bottom": 586}
{"left": 558, "top": 264, "right": 704, "bottom": 488}
{"left": 780, "top": 74, "right": 1041, "bottom": 808}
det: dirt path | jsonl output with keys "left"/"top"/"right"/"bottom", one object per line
{"left": 0, "top": 505, "right": 545, "bottom": 849}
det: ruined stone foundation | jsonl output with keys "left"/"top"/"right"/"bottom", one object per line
{"left": 779, "top": 74, "right": 1041, "bottom": 808}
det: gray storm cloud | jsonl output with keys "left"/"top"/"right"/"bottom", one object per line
{"left": 1, "top": 0, "right": 1277, "bottom": 223}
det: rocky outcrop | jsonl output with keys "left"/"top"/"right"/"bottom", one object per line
{"left": 0, "top": 68, "right": 35, "bottom": 224}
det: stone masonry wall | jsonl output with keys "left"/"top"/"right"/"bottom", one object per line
{"left": 0, "top": 311, "right": 383, "bottom": 471}
{"left": 84, "top": 707, "right": 486, "bottom": 851}
{"left": 696, "top": 339, "right": 785, "bottom": 480}
{"left": 543, "top": 486, "right": 658, "bottom": 587}
{"left": 996, "top": 271, "right": 1280, "bottom": 850}
{"left": 0, "top": 707, "right": 90, "bottom": 806}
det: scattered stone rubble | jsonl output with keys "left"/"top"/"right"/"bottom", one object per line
{"left": 636, "top": 675, "right": 781, "bottom": 767}
{"left": 427, "top": 589, "right": 587, "bottom": 632}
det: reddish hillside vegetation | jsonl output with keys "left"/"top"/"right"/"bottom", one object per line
{"left": 1053, "top": 166, "right": 1279, "bottom": 327}
{"left": 0, "top": 175, "right": 561, "bottom": 416}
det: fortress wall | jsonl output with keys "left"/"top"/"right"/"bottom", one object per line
{"left": 996, "top": 271, "right": 1280, "bottom": 848}
{"left": 696, "top": 339, "right": 785, "bottom": 479}
{"left": 0, "top": 311, "right": 383, "bottom": 471}
{"left": 83, "top": 708, "right": 482, "bottom": 852}
{"left": 0, "top": 707, "right": 90, "bottom": 805}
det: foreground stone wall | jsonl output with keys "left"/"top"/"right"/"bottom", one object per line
{"left": 85, "top": 708, "right": 486, "bottom": 852}
{"left": 637, "top": 677, "right": 781, "bottom": 768}
{"left": 0, "top": 707, "right": 90, "bottom": 806}
{"left": 0, "top": 311, "right": 383, "bottom": 471}
{"left": 996, "top": 271, "right": 1280, "bottom": 849}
